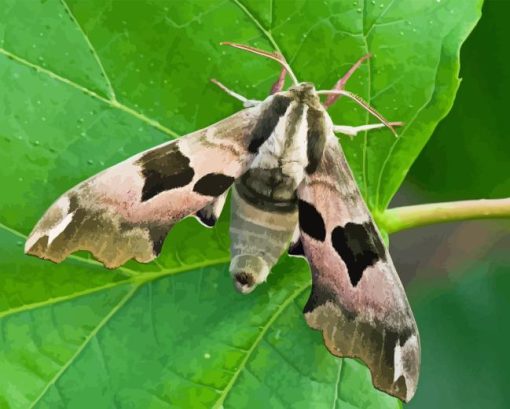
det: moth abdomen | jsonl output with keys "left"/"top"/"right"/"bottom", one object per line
{"left": 229, "top": 186, "right": 297, "bottom": 293}
{"left": 230, "top": 255, "right": 268, "bottom": 294}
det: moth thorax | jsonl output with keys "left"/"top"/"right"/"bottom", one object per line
{"left": 229, "top": 255, "right": 269, "bottom": 294}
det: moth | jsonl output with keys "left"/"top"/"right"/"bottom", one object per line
{"left": 25, "top": 43, "right": 420, "bottom": 402}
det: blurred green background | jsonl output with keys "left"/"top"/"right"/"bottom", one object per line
{"left": 394, "top": 1, "right": 510, "bottom": 407}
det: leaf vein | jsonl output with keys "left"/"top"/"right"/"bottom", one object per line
{"left": 0, "top": 255, "right": 230, "bottom": 319}
{"left": 28, "top": 284, "right": 139, "bottom": 408}
{"left": 212, "top": 282, "right": 310, "bottom": 408}
{"left": 0, "top": 221, "right": 230, "bottom": 319}
{"left": 331, "top": 360, "right": 343, "bottom": 409}
{"left": 59, "top": 0, "right": 117, "bottom": 101}
{"left": 0, "top": 47, "right": 179, "bottom": 139}
{"left": 231, "top": 0, "right": 287, "bottom": 62}
{"left": 374, "top": 36, "right": 447, "bottom": 210}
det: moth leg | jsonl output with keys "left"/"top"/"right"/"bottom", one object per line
{"left": 210, "top": 79, "right": 261, "bottom": 107}
{"left": 270, "top": 67, "right": 287, "bottom": 94}
{"left": 333, "top": 122, "right": 403, "bottom": 138}
{"left": 323, "top": 53, "right": 372, "bottom": 109}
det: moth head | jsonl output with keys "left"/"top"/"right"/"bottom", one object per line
{"left": 290, "top": 82, "right": 314, "bottom": 92}
{"left": 229, "top": 255, "right": 270, "bottom": 294}
{"left": 288, "top": 82, "right": 315, "bottom": 95}
{"left": 288, "top": 82, "right": 323, "bottom": 109}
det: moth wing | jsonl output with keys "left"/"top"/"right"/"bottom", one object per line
{"left": 26, "top": 107, "right": 262, "bottom": 268}
{"left": 297, "top": 135, "right": 420, "bottom": 402}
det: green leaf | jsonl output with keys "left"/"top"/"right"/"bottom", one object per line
{"left": 0, "top": 0, "right": 481, "bottom": 407}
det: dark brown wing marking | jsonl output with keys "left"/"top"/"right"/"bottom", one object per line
{"left": 193, "top": 173, "right": 235, "bottom": 196}
{"left": 331, "top": 222, "right": 387, "bottom": 286}
{"left": 297, "top": 199, "right": 326, "bottom": 241}
{"left": 305, "top": 108, "right": 327, "bottom": 174}
{"left": 138, "top": 143, "right": 195, "bottom": 201}
{"left": 248, "top": 95, "right": 291, "bottom": 153}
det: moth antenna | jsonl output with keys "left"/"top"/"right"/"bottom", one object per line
{"left": 317, "top": 89, "right": 398, "bottom": 136}
{"left": 210, "top": 78, "right": 249, "bottom": 103}
{"left": 221, "top": 42, "right": 299, "bottom": 86}
{"left": 270, "top": 67, "right": 287, "bottom": 94}
{"left": 210, "top": 79, "right": 260, "bottom": 107}
{"left": 323, "top": 53, "right": 372, "bottom": 109}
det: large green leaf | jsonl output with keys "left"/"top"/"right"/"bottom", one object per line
{"left": 0, "top": 0, "right": 481, "bottom": 407}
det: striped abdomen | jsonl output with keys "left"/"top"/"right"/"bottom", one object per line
{"left": 229, "top": 185, "right": 297, "bottom": 293}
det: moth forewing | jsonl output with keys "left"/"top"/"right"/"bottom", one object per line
{"left": 25, "top": 106, "right": 264, "bottom": 268}
{"left": 296, "top": 132, "right": 420, "bottom": 402}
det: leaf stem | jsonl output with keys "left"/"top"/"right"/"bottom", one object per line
{"left": 380, "top": 198, "right": 510, "bottom": 234}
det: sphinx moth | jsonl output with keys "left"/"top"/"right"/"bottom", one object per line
{"left": 25, "top": 43, "right": 420, "bottom": 402}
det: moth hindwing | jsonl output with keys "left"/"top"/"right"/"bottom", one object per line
{"left": 26, "top": 45, "right": 419, "bottom": 402}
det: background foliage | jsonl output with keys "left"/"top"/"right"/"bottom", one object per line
{"left": 2, "top": 0, "right": 505, "bottom": 408}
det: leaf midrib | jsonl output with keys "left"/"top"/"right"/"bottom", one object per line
{"left": 232, "top": 0, "right": 283, "bottom": 56}
{"left": 27, "top": 285, "right": 138, "bottom": 409}
{"left": 59, "top": 0, "right": 116, "bottom": 101}
{"left": 212, "top": 282, "right": 311, "bottom": 408}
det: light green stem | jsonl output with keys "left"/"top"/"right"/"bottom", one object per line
{"left": 380, "top": 198, "right": 510, "bottom": 234}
